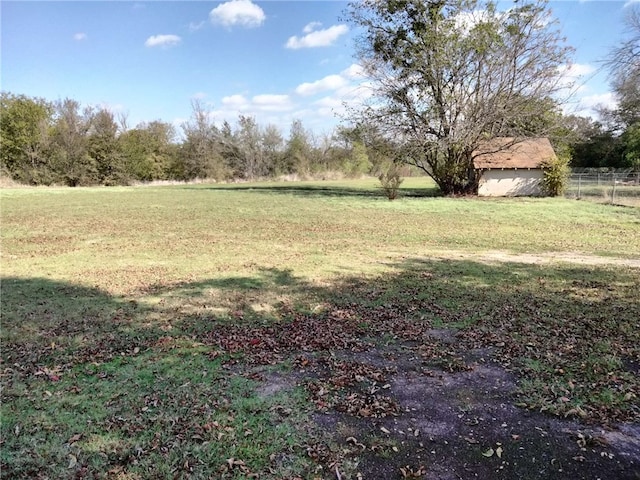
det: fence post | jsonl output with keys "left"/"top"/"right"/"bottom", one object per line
{"left": 611, "top": 174, "right": 617, "bottom": 204}
{"left": 577, "top": 174, "right": 582, "bottom": 199}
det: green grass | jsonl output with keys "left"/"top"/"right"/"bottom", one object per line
{"left": 3, "top": 345, "right": 308, "bottom": 478}
{"left": 2, "top": 179, "right": 638, "bottom": 288}
{"left": 2, "top": 178, "right": 640, "bottom": 478}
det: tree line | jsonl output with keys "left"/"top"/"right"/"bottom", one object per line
{"left": 2, "top": 88, "right": 635, "bottom": 189}
{"left": 0, "top": 95, "right": 392, "bottom": 187}
{"left": 2, "top": 2, "right": 638, "bottom": 190}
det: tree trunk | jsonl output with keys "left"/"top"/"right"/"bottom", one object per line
{"left": 432, "top": 151, "right": 479, "bottom": 195}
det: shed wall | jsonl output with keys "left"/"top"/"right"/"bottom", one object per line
{"left": 478, "top": 169, "right": 543, "bottom": 197}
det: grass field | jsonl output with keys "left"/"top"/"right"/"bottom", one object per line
{"left": 2, "top": 178, "right": 639, "bottom": 479}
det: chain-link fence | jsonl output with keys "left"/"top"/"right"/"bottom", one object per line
{"left": 565, "top": 170, "right": 640, "bottom": 207}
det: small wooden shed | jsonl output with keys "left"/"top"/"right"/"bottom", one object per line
{"left": 473, "top": 137, "right": 556, "bottom": 197}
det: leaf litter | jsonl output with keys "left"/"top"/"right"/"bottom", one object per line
{"left": 3, "top": 264, "right": 639, "bottom": 478}
{"left": 180, "top": 285, "right": 640, "bottom": 479}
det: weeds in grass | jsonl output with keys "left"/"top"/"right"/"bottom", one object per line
{"left": 378, "top": 165, "right": 404, "bottom": 200}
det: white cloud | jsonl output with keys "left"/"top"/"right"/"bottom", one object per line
{"left": 73, "top": 32, "right": 87, "bottom": 41}
{"left": 222, "top": 94, "right": 250, "bottom": 109}
{"left": 561, "top": 63, "right": 597, "bottom": 78}
{"left": 303, "top": 21, "right": 323, "bottom": 34}
{"left": 314, "top": 96, "right": 342, "bottom": 108}
{"left": 578, "top": 92, "right": 617, "bottom": 112}
{"left": 563, "top": 91, "right": 617, "bottom": 119}
{"left": 625, "top": 0, "right": 640, "bottom": 7}
{"left": 252, "top": 94, "right": 293, "bottom": 111}
{"left": 189, "top": 21, "right": 205, "bottom": 32}
{"left": 295, "top": 74, "right": 348, "bottom": 96}
{"left": 287, "top": 62, "right": 372, "bottom": 122}
{"left": 291, "top": 63, "right": 373, "bottom": 120}
{"left": 285, "top": 24, "right": 348, "bottom": 49}
{"left": 145, "top": 34, "right": 181, "bottom": 48}
{"left": 200, "top": 64, "right": 370, "bottom": 132}
{"left": 557, "top": 63, "right": 597, "bottom": 92}
{"left": 342, "top": 63, "right": 366, "bottom": 79}
{"left": 210, "top": 0, "right": 265, "bottom": 28}
{"left": 219, "top": 93, "right": 292, "bottom": 113}
{"left": 331, "top": 82, "right": 375, "bottom": 115}
{"left": 339, "top": 82, "right": 374, "bottom": 102}
{"left": 208, "top": 93, "right": 298, "bottom": 131}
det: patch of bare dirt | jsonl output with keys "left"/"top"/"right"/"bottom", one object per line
{"left": 197, "top": 292, "right": 638, "bottom": 478}
{"left": 255, "top": 344, "right": 640, "bottom": 479}
{"left": 431, "top": 250, "right": 640, "bottom": 268}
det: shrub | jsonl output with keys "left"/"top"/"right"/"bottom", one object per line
{"left": 378, "top": 164, "right": 404, "bottom": 200}
{"left": 540, "top": 150, "right": 571, "bottom": 196}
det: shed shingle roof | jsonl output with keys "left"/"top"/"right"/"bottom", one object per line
{"left": 473, "top": 137, "right": 556, "bottom": 169}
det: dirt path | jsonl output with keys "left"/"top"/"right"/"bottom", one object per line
{"left": 333, "top": 347, "right": 639, "bottom": 479}
{"left": 427, "top": 250, "right": 640, "bottom": 269}
{"left": 259, "top": 342, "right": 640, "bottom": 479}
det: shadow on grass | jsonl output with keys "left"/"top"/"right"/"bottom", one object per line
{"left": 1, "top": 268, "right": 307, "bottom": 371}
{"left": 4, "top": 259, "right": 638, "bottom": 364}
{"left": 3, "top": 259, "right": 639, "bottom": 401}
{"left": 143, "top": 267, "right": 302, "bottom": 297}
{"left": 139, "top": 258, "right": 640, "bottom": 422}
{"left": 1, "top": 277, "right": 157, "bottom": 370}
{"left": 2, "top": 259, "right": 640, "bottom": 478}
{"left": 190, "top": 183, "right": 441, "bottom": 199}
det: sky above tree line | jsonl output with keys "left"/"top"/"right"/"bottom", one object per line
{"left": 1, "top": 0, "right": 637, "bottom": 135}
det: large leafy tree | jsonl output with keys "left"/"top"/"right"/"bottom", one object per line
{"left": 603, "top": 5, "right": 640, "bottom": 169}
{"left": 335, "top": 123, "right": 394, "bottom": 174}
{"left": 119, "top": 120, "right": 177, "bottom": 181}
{"left": 261, "top": 124, "right": 285, "bottom": 177}
{"left": 346, "top": 0, "right": 572, "bottom": 194}
{"left": 50, "top": 99, "right": 96, "bottom": 186}
{"left": 567, "top": 121, "right": 625, "bottom": 169}
{"left": 605, "top": 5, "right": 639, "bottom": 128}
{"left": 179, "top": 100, "right": 229, "bottom": 180}
{"left": 0, "top": 92, "right": 53, "bottom": 183}
{"left": 282, "top": 119, "right": 314, "bottom": 176}
{"left": 88, "top": 108, "right": 127, "bottom": 185}
{"left": 231, "top": 115, "right": 268, "bottom": 179}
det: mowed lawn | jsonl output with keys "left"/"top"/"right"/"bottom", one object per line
{"left": 2, "top": 178, "right": 639, "bottom": 479}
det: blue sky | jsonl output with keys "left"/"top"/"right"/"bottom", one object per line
{"left": 1, "top": 0, "right": 636, "bottom": 136}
